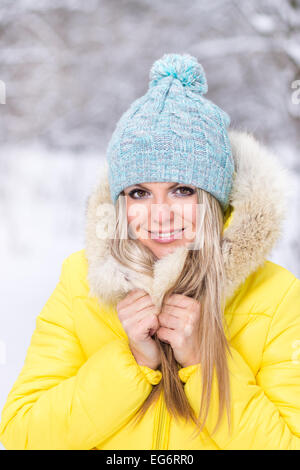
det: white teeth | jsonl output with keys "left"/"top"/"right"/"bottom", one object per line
{"left": 152, "top": 229, "right": 183, "bottom": 238}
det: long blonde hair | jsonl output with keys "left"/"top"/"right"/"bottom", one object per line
{"left": 109, "top": 187, "right": 232, "bottom": 438}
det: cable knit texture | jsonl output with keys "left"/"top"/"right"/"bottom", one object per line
{"left": 107, "top": 53, "right": 235, "bottom": 212}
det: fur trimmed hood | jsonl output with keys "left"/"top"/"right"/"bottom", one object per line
{"left": 84, "top": 129, "right": 291, "bottom": 309}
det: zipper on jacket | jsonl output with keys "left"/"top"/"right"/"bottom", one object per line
{"left": 153, "top": 390, "right": 170, "bottom": 450}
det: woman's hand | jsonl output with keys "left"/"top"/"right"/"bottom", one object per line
{"left": 117, "top": 288, "right": 161, "bottom": 370}
{"left": 157, "top": 294, "right": 201, "bottom": 368}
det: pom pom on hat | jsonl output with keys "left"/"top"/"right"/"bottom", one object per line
{"left": 149, "top": 52, "right": 208, "bottom": 96}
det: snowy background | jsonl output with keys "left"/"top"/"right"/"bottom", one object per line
{"left": 0, "top": 0, "right": 299, "bottom": 449}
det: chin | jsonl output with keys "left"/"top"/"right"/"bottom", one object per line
{"left": 150, "top": 240, "right": 185, "bottom": 258}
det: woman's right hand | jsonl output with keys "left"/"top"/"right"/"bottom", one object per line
{"left": 117, "top": 288, "right": 161, "bottom": 370}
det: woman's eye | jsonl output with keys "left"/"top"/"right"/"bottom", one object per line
{"left": 129, "top": 189, "right": 148, "bottom": 199}
{"left": 175, "top": 186, "right": 195, "bottom": 196}
{"left": 128, "top": 186, "right": 195, "bottom": 199}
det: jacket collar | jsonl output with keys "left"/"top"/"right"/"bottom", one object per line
{"left": 85, "top": 129, "right": 290, "bottom": 309}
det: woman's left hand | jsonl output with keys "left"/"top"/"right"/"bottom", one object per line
{"left": 157, "top": 294, "right": 201, "bottom": 368}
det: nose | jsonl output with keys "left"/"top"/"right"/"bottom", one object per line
{"left": 150, "top": 201, "right": 175, "bottom": 230}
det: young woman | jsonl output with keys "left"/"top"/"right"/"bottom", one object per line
{"left": 1, "top": 53, "right": 299, "bottom": 450}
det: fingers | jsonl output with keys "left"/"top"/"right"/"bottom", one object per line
{"left": 157, "top": 326, "right": 175, "bottom": 345}
{"left": 158, "top": 312, "right": 180, "bottom": 330}
{"left": 117, "top": 289, "right": 149, "bottom": 317}
{"left": 134, "top": 295, "right": 157, "bottom": 315}
{"left": 135, "top": 313, "right": 159, "bottom": 341}
{"left": 160, "top": 304, "right": 181, "bottom": 318}
{"left": 120, "top": 295, "right": 155, "bottom": 323}
{"left": 137, "top": 305, "right": 160, "bottom": 324}
{"left": 159, "top": 308, "right": 196, "bottom": 334}
{"left": 123, "top": 305, "right": 159, "bottom": 330}
{"left": 118, "top": 288, "right": 148, "bottom": 309}
{"left": 164, "top": 293, "right": 192, "bottom": 309}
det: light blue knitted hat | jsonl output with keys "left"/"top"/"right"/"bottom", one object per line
{"left": 106, "top": 53, "right": 235, "bottom": 212}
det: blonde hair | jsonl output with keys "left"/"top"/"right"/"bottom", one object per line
{"left": 109, "top": 187, "right": 232, "bottom": 438}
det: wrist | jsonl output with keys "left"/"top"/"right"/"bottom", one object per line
{"left": 180, "top": 355, "right": 201, "bottom": 368}
{"left": 129, "top": 343, "right": 161, "bottom": 370}
{"left": 137, "top": 359, "right": 161, "bottom": 370}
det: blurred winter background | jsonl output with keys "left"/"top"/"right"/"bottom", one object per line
{"left": 0, "top": 0, "right": 300, "bottom": 449}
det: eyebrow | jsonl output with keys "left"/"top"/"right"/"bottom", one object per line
{"left": 129, "top": 183, "right": 181, "bottom": 191}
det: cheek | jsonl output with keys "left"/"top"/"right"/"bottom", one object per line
{"left": 127, "top": 201, "right": 149, "bottom": 233}
{"left": 179, "top": 198, "right": 198, "bottom": 228}
{"left": 191, "top": 202, "right": 198, "bottom": 226}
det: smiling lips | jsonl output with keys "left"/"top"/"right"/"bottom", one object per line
{"left": 148, "top": 227, "right": 185, "bottom": 243}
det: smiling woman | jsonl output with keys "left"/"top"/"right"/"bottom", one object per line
{"left": 122, "top": 181, "right": 199, "bottom": 258}
{"left": 0, "top": 53, "right": 299, "bottom": 450}
{"left": 109, "top": 175, "right": 228, "bottom": 436}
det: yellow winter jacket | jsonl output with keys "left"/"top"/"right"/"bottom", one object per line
{"left": 1, "top": 129, "right": 300, "bottom": 450}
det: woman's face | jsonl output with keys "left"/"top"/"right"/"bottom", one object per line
{"left": 123, "top": 182, "right": 198, "bottom": 259}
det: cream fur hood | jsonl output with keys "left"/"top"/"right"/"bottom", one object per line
{"left": 84, "top": 129, "right": 291, "bottom": 309}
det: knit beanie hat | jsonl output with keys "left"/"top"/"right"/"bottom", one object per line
{"left": 106, "top": 52, "right": 235, "bottom": 212}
